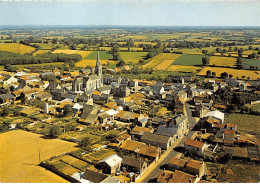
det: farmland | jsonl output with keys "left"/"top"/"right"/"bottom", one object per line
{"left": 0, "top": 130, "right": 78, "bottom": 183}
{"left": 0, "top": 43, "right": 35, "bottom": 54}
{"left": 242, "top": 58, "right": 260, "bottom": 70}
{"left": 75, "top": 59, "right": 112, "bottom": 68}
{"left": 167, "top": 65, "right": 201, "bottom": 72}
{"left": 209, "top": 56, "right": 236, "bottom": 67}
{"left": 172, "top": 54, "right": 204, "bottom": 66}
{"left": 33, "top": 49, "right": 51, "bottom": 56}
{"left": 142, "top": 53, "right": 181, "bottom": 69}
{"left": 52, "top": 49, "right": 92, "bottom": 59}
{"left": 85, "top": 50, "right": 112, "bottom": 60}
{"left": 197, "top": 67, "right": 260, "bottom": 80}
{"left": 120, "top": 52, "right": 147, "bottom": 64}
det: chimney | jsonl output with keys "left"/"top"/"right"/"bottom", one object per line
{"left": 45, "top": 103, "right": 49, "bottom": 114}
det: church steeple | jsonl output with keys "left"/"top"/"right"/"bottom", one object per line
{"left": 95, "top": 51, "right": 102, "bottom": 77}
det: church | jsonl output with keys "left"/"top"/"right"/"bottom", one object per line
{"left": 72, "top": 52, "right": 103, "bottom": 92}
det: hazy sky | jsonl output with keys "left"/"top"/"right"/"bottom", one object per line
{"left": 0, "top": 0, "right": 259, "bottom": 26}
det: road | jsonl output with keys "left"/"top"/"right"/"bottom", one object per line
{"left": 136, "top": 101, "right": 198, "bottom": 183}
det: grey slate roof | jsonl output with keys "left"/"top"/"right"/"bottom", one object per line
{"left": 141, "top": 132, "right": 170, "bottom": 144}
{"left": 155, "top": 125, "right": 178, "bottom": 137}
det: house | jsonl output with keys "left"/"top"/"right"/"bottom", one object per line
{"left": 184, "top": 138, "right": 208, "bottom": 155}
{"left": 141, "top": 133, "right": 173, "bottom": 150}
{"left": 226, "top": 123, "right": 237, "bottom": 131}
{"left": 136, "top": 144, "right": 161, "bottom": 161}
{"left": 129, "top": 79, "right": 138, "bottom": 87}
{"left": 177, "top": 90, "right": 187, "bottom": 101}
{"left": 205, "top": 110, "right": 225, "bottom": 124}
{"left": 157, "top": 170, "right": 199, "bottom": 183}
{"left": 121, "top": 155, "right": 148, "bottom": 176}
{"left": 2, "top": 75, "right": 18, "bottom": 85}
{"left": 0, "top": 93, "right": 16, "bottom": 104}
{"left": 152, "top": 81, "right": 164, "bottom": 96}
{"left": 72, "top": 169, "right": 120, "bottom": 183}
{"left": 120, "top": 140, "right": 144, "bottom": 153}
{"left": 98, "top": 154, "right": 122, "bottom": 175}
{"left": 130, "top": 126, "right": 154, "bottom": 140}
{"left": 168, "top": 157, "right": 206, "bottom": 178}
{"left": 193, "top": 96, "right": 213, "bottom": 107}
{"left": 115, "top": 133, "right": 131, "bottom": 146}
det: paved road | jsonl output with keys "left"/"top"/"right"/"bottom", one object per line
{"left": 138, "top": 101, "right": 199, "bottom": 183}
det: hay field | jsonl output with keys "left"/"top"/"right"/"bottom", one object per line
{"left": 53, "top": 49, "right": 92, "bottom": 59}
{"left": 197, "top": 67, "right": 260, "bottom": 80}
{"left": 173, "top": 54, "right": 204, "bottom": 66}
{"left": 210, "top": 56, "right": 236, "bottom": 67}
{"left": 33, "top": 50, "right": 51, "bottom": 56}
{"left": 0, "top": 130, "right": 78, "bottom": 183}
{"left": 0, "top": 43, "right": 35, "bottom": 54}
{"left": 120, "top": 52, "right": 147, "bottom": 64}
{"left": 168, "top": 65, "right": 201, "bottom": 72}
{"left": 154, "top": 60, "right": 175, "bottom": 70}
{"left": 75, "top": 59, "right": 113, "bottom": 68}
{"left": 142, "top": 53, "right": 181, "bottom": 69}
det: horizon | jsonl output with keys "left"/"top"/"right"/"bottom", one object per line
{"left": 0, "top": 0, "right": 259, "bottom": 27}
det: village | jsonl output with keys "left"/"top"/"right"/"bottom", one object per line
{"left": 0, "top": 52, "right": 259, "bottom": 183}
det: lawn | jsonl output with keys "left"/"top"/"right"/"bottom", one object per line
{"left": 197, "top": 67, "right": 260, "bottom": 80}
{"left": 119, "top": 52, "right": 147, "bottom": 64}
{"left": 142, "top": 53, "right": 182, "bottom": 69}
{"left": 210, "top": 56, "right": 236, "bottom": 67}
{"left": 85, "top": 51, "right": 112, "bottom": 60}
{"left": 224, "top": 113, "right": 260, "bottom": 137}
{"left": 0, "top": 43, "right": 35, "bottom": 54}
{"left": 0, "top": 130, "right": 78, "bottom": 183}
{"left": 172, "top": 54, "right": 204, "bottom": 66}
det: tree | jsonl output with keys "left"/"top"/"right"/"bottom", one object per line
{"left": 241, "top": 75, "right": 245, "bottom": 79}
{"left": 202, "top": 57, "right": 210, "bottom": 66}
{"left": 202, "top": 50, "right": 208, "bottom": 55}
{"left": 79, "top": 137, "right": 91, "bottom": 148}
{"left": 206, "top": 70, "right": 212, "bottom": 77}
{"left": 116, "top": 60, "right": 126, "bottom": 67}
{"left": 220, "top": 72, "right": 228, "bottom": 79}
{"left": 229, "top": 74, "right": 233, "bottom": 78}
{"left": 238, "top": 49, "right": 243, "bottom": 58}
{"left": 212, "top": 72, "right": 216, "bottom": 78}
{"left": 63, "top": 104, "right": 73, "bottom": 117}
{"left": 47, "top": 125, "right": 62, "bottom": 138}
{"left": 1, "top": 106, "right": 11, "bottom": 116}
{"left": 236, "top": 57, "right": 243, "bottom": 69}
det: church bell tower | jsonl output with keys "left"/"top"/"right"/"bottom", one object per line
{"left": 95, "top": 51, "right": 102, "bottom": 78}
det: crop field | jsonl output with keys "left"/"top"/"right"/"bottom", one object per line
{"left": 75, "top": 59, "right": 112, "bottom": 68}
{"left": 0, "top": 43, "right": 35, "bottom": 54}
{"left": 0, "top": 130, "right": 78, "bottom": 183}
{"left": 197, "top": 67, "right": 260, "bottom": 80}
{"left": 116, "top": 35, "right": 147, "bottom": 40}
{"left": 174, "top": 48, "right": 204, "bottom": 55}
{"left": 53, "top": 49, "right": 92, "bottom": 58}
{"left": 154, "top": 60, "right": 175, "bottom": 70}
{"left": 33, "top": 49, "right": 51, "bottom": 56}
{"left": 142, "top": 53, "right": 181, "bottom": 69}
{"left": 167, "top": 65, "right": 201, "bottom": 72}
{"left": 172, "top": 54, "right": 204, "bottom": 66}
{"left": 134, "top": 41, "right": 157, "bottom": 46}
{"left": 120, "top": 52, "right": 147, "bottom": 64}
{"left": 210, "top": 56, "right": 236, "bottom": 67}
{"left": 242, "top": 58, "right": 260, "bottom": 69}
{"left": 32, "top": 43, "right": 68, "bottom": 50}
{"left": 85, "top": 51, "right": 112, "bottom": 60}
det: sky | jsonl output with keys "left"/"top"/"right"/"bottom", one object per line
{"left": 0, "top": 0, "right": 259, "bottom": 27}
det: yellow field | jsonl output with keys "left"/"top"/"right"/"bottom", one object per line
{"left": 168, "top": 65, "right": 201, "bottom": 72}
{"left": 33, "top": 50, "right": 51, "bottom": 56}
{"left": 0, "top": 43, "right": 35, "bottom": 54}
{"left": 134, "top": 42, "right": 157, "bottom": 46}
{"left": 52, "top": 49, "right": 92, "bottom": 58}
{"left": 197, "top": 67, "right": 260, "bottom": 80}
{"left": 210, "top": 56, "right": 236, "bottom": 67}
{"left": 143, "top": 53, "right": 181, "bottom": 69}
{"left": 0, "top": 130, "right": 78, "bottom": 183}
{"left": 75, "top": 59, "right": 113, "bottom": 67}
{"left": 154, "top": 60, "right": 174, "bottom": 70}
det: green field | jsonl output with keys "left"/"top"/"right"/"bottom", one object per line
{"left": 224, "top": 113, "right": 260, "bottom": 137}
{"left": 32, "top": 43, "right": 69, "bottom": 50}
{"left": 242, "top": 58, "right": 260, "bottom": 70}
{"left": 172, "top": 54, "right": 204, "bottom": 66}
{"left": 120, "top": 52, "right": 147, "bottom": 64}
{"left": 0, "top": 62, "right": 64, "bottom": 70}
{"left": 85, "top": 51, "right": 112, "bottom": 60}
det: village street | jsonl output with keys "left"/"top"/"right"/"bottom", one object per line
{"left": 136, "top": 101, "right": 199, "bottom": 183}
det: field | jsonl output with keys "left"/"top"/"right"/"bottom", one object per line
{"left": 167, "top": 65, "right": 201, "bottom": 72}
{"left": 197, "top": 67, "right": 260, "bottom": 80}
{"left": 33, "top": 49, "right": 51, "bottom": 56}
{"left": 210, "top": 56, "right": 236, "bottom": 67}
{"left": 224, "top": 113, "right": 260, "bottom": 138}
{"left": 249, "top": 104, "right": 260, "bottom": 113}
{"left": 0, "top": 43, "right": 35, "bottom": 54}
{"left": 85, "top": 51, "right": 112, "bottom": 60}
{"left": 0, "top": 130, "right": 78, "bottom": 183}
{"left": 75, "top": 59, "right": 112, "bottom": 68}
{"left": 52, "top": 49, "right": 92, "bottom": 58}
{"left": 0, "top": 62, "right": 64, "bottom": 71}
{"left": 120, "top": 52, "right": 147, "bottom": 64}
{"left": 32, "top": 43, "right": 69, "bottom": 50}
{"left": 142, "top": 53, "right": 181, "bottom": 69}
{"left": 242, "top": 58, "right": 260, "bottom": 70}
{"left": 172, "top": 54, "right": 204, "bottom": 66}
